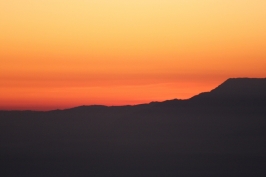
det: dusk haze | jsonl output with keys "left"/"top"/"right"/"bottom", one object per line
{"left": 1, "top": 1, "right": 266, "bottom": 176}
{"left": 1, "top": 0, "right": 266, "bottom": 110}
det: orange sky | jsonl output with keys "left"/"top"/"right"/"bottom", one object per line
{"left": 1, "top": 0, "right": 266, "bottom": 110}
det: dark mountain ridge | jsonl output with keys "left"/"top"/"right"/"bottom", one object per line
{"left": 1, "top": 78, "right": 266, "bottom": 177}
{"left": 188, "top": 78, "right": 266, "bottom": 106}
{"left": 211, "top": 78, "right": 266, "bottom": 95}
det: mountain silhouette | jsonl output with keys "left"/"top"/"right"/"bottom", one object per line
{"left": 189, "top": 78, "right": 266, "bottom": 105}
{"left": 1, "top": 78, "right": 266, "bottom": 177}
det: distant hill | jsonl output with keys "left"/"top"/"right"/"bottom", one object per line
{"left": 1, "top": 78, "right": 266, "bottom": 177}
{"left": 210, "top": 78, "right": 266, "bottom": 95}
{"left": 188, "top": 78, "right": 266, "bottom": 106}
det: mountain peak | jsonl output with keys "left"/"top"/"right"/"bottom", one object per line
{"left": 210, "top": 77, "right": 266, "bottom": 96}
{"left": 189, "top": 78, "right": 266, "bottom": 104}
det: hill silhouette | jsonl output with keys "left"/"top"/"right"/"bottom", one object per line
{"left": 190, "top": 78, "right": 266, "bottom": 105}
{"left": 1, "top": 78, "right": 266, "bottom": 176}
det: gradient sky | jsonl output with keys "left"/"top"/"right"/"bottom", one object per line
{"left": 1, "top": 0, "right": 266, "bottom": 110}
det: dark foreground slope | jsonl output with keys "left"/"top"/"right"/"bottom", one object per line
{"left": 1, "top": 78, "right": 266, "bottom": 177}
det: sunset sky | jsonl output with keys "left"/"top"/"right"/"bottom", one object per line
{"left": 1, "top": 0, "right": 266, "bottom": 110}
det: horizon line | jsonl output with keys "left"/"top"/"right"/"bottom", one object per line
{"left": 1, "top": 77, "right": 265, "bottom": 112}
